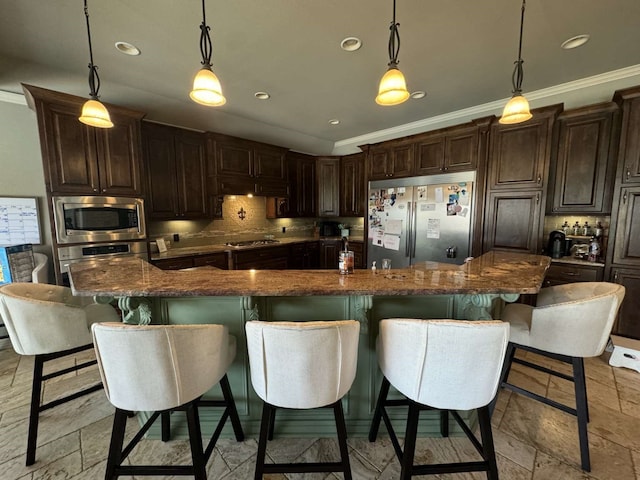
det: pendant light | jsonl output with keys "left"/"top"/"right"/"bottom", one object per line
{"left": 190, "top": 0, "right": 226, "bottom": 106}
{"left": 375, "top": 0, "right": 410, "bottom": 106}
{"left": 499, "top": 0, "right": 532, "bottom": 124}
{"left": 78, "top": 0, "right": 113, "bottom": 128}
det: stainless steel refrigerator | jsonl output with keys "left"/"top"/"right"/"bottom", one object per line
{"left": 367, "top": 171, "right": 475, "bottom": 268}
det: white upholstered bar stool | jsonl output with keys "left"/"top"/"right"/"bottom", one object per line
{"left": 91, "top": 322, "right": 244, "bottom": 480}
{"left": 0, "top": 282, "right": 119, "bottom": 466}
{"left": 245, "top": 320, "right": 360, "bottom": 480}
{"left": 368, "top": 319, "right": 509, "bottom": 480}
{"left": 498, "top": 282, "right": 625, "bottom": 472}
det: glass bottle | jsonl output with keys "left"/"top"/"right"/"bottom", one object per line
{"left": 588, "top": 236, "right": 600, "bottom": 262}
{"left": 561, "top": 221, "right": 570, "bottom": 234}
{"left": 572, "top": 221, "right": 581, "bottom": 236}
{"left": 594, "top": 221, "right": 604, "bottom": 238}
{"left": 582, "top": 221, "right": 591, "bottom": 236}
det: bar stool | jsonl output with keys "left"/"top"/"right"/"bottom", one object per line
{"left": 91, "top": 322, "right": 244, "bottom": 479}
{"left": 0, "top": 282, "right": 119, "bottom": 466}
{"left": 245, "top": 320, "right": 360, "bottom": 480}
{"left": 498, "top": 282, "right": 625, "bottom": 472}
{"left": 369, "top": 319, "right": 509, "bottom": 480}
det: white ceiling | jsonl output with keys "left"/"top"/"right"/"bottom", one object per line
{"left": 1, "top": 0, "right": 640, "bottom": 155}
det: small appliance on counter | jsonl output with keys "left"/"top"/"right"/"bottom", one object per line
{"left": 319, "top": 221, "right": 341, "bottom": 237}
{"left": 547, "top": 230, "right": 569, "bottom": 258}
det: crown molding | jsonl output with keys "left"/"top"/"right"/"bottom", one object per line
{"left": 0, "top": 90, "right": 27, "bottom": 106}
{"left": 333, "top": 64, "right": 640, "bottom": 154}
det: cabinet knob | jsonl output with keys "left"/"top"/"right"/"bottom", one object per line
{"left": 627, "top": 169, "right": 631, "bottom": 180}
{"left": 93, "top": 188, "right": 98, "bottom": 192}
{"left": 536, "top": 174, "right": 542, "bottom": 185}
{"left": 443, "top": 167, "right": 448, "bottom": 171}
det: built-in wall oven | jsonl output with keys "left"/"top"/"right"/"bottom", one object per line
{"left": 52, "top": 195, "right": 146, "bottom": 244}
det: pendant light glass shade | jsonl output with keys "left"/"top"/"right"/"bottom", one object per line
{"left": 79, "top": 99, "right": 114, "bottom": 128}
{"left": 376, "top": 67, "right": 410, "bottom": 106}
{"left": 499, "top": 94, "right": 532, "bottom": 124}
{"left": 190, "top": 67, "right": 226, "bottom": 106}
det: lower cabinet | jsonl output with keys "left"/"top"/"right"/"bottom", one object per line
{"left": 350, "top": 241, "right": 364, "bottom": 269}
{"left": 319, "top": 240, "right": 342, "bottom": 269}
{"left": 151, "top": 257, "right": 195, "bottom": 270}
{"left": 289, "top": 242, "right": 320, "bottom": 269}
{"left": 611, "top": 268, "right": 640, "bottom": 339}
{"left": 193, "top": 253, "right": 229, "bottom": 269}
{"left": 543, "top": 262, "right": 603, "bottom": 287}
{"left": 230, "top": 246, "right": 290, "bottom": 270}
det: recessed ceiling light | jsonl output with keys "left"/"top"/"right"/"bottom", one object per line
{"left": 340, "top": 37, "right": 362, "bottom": 52}
{"left": 328, "top": 119, "right": 340, "bottom": 125}
{"left": 410, "top": 91, "right": 427, "bottom": 99}
{"left": 114, "top": 41, "right": 141, "bottom": 56}
{"left": 561, "top": 34, "right": 590, "bottom": 50}
{"left": 254, "top": 91, "right": 270, "bottom": 100}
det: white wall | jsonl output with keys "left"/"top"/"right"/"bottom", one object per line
{"left": 0, "top": 101, "right": 53, "bottom": 260}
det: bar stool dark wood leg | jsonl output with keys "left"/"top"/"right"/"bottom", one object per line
{"left": 185, "top": 403, "right": 207, "bottom": 480}
{"left": 368, "top": 377, "right": 390, "bottom": 442}
{"left": 105, "top": 409, "right": 127, "bottom": 480}
{"left": 478, "top": 405, "right": 499, "bottom": 480}
{"left": 26, "top": 355, "right": 45, "bottom": 466}
{"left": 573, "top": 357, "right": 591, "bottom": 472}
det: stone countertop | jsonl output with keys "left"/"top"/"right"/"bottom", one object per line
{"left": 550, "top": 257, "right": 605, "bottom": 268}
{"left": 150, "top": 236, "right": 364, "bottom": 261}
{"left": 69, "top": 251, "right": 550, "bottom": 298}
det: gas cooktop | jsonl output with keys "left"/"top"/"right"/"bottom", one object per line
{"left": 224, "top": 239, "right": 281, "bottom": 247}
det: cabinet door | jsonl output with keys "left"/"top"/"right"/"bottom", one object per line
{"left": 95, "top": 112, "right": 143, "bottom": 195}
{"left": 215, "top": 137, "right": 253, "bottom": 177}
{"left": 340, "top": 153, "right": 365, "bottom": 216}
{"left": 317, "top": 157, "right": 340, "bottom": 216}
{"left": 193, "top": 253, "right": 228, "bottom": 269}
{"left": 548, "top": 103, "right": 618, "bottom": 214}
{"left": 254, "top": 145, "right": 287, "bottom": 181}
{"left": 145, "top": 130, "right": 179, "bottom": 219}
{"left": 175, "top": 132, "right": 208, "bottom": 218}
{"left": 446, "top": 124, "right": 479, "bottom": 172}
{"left": 320, "top": 241, "right": 341, "bottom": 268}
{"left": 483, "top": 190, "right": 543, "bottom": 253}
{"left": 611, "top": 268, "right": 640, "bottom": 339}
{"left": 488, "top": 106, "right": 559, "bottom": 189}
{"left": 297, "top": 156, "right": 316, "bottom": 217}
{"left": 367, "top": 147, "right": 390, "bottom": 180}
{"left": 389, "top": 143, "right": 414, "bottom": 178}
{"left": 612, "top": 186, "right": 640, "bottom": 266}
{"left": 415, "top": 133, "right": 445, "bottom": 175}
{"left": 615, "top": 89, "right": 640, "bottom": 184}
{"left": 40, "top": 100, "right": 100, "bottom": 194}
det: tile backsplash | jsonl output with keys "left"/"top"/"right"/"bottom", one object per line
{"left": 148, "top": 195, "right": 364, "bottom": 249}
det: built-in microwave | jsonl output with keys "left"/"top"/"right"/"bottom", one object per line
{"left": 52, "top": 196, "right": 146, "bottom": 244}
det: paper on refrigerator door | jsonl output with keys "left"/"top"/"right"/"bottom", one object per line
{"left": 383, "top": 234, "right": 401, "bottom": 251}
{"left": 385, "top": 219, "right": 402, "bottom": 235}
{"left": 426, "top": 218, "right": 440, "bottom": 239}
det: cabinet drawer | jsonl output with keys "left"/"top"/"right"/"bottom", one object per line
{"left": 232, "top": 246, "right": 290, "bottom": 269}
{"left": 543, "top": 263, "right": 603, "bottom": 287}
{"left": 193, "top": 253, "right": 228, "bottom": 269}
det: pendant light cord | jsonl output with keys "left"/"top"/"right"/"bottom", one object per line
{"left": 83, "top": 0, "right": 101, "bottom": 99}
{"left": 387, "top": 0, "right": 401, "bottom": 68}
{"left": 198, "top": 0, "right": 213, "bottom": 69}
{"left": 511, "top": 0, "right": 526, "bottom": 95}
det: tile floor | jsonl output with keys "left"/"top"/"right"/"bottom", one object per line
{"left": 1, "top": 339, "right": 640, "bottom": 480}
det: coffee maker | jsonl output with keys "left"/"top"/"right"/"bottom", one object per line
{"left": 547, "top": 230, "right": 568, "bottom": 258}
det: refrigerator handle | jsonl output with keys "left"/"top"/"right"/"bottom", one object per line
{"left": 411, "top": 200, "right": 417, "bottom": 258}
{"left": 405, "top": 201, "right": 412, "bottom": 257}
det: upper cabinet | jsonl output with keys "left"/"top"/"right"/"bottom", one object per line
{"left": 414, "top": 121, "right": 487, "bottom": 175}
{"left": 142, "top": 122, "right": 209, "bottom": 220}
{"left": 23, "top": 84, "right": 144, "bottom": 196}
{"left": 316, "top": 157, "right": 340, "bottom": 216}
{"left": 614, "top": 86, "right": 640, "bottom": 184}
{"left": 488, "top": 104, "right": 562, "bottom": 190}
{"left": 209, "top": 133, "right": 288, "bottom": 196}
{"left": 340, "top": 152, "right": 365, "bottom": 217}
{"left": 547, "top": 102, "right": 619, "bottom": 214}
{"left": 287, "top": 152, "right": 316, "bottom": 217}
{"left": 365, "top": 140, "right": 414, "bottom": 180}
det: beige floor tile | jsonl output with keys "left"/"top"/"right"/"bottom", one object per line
{"left": 586, "top": 402, "right": 640, "bottom": 452}
{"left": 546, "top": 374, "right": 621, "bottom": 413}
{"left": 531, "top": 451, "right": 593, "bottom": 480}
{"left": 507, "top": 363, "right": 550, "bottom": 398}
{"left": 30, "top": 450, "right": 83, "bottom": 479}
{"left": 347, "top": 437, "right": 396, "bottom": 473}
{"left": 493, "top": 428, "right": 537, "bottom": 471}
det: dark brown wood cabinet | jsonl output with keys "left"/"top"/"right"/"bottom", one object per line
{"left": 289, "top": 241, "right": 320, "bottom": 269}
{"left": 487, "top": 105, "right": 561, "bottom": 190}
{"left": 614, "top": 86, "right": 640, "bottom": 184}
{"left": 192, "top": 252, "right": 229, "bottom": 269}
{"left": 230, "top": 245, "right": 289, "bottom": 270}
{"left": 317, "top": 157, "right": 340, "bottom": 217}
{"left": 210, "top": 133, "right": 288, "bottom": 196}
{"left": 349, "top": 240, "right": 364, "bottom": 269}
{"left": 143, "top": 122, "right": 209, "bottom": 220}
{"left": 151, "top": 257, "right": 195, "bottom": 270}
{"left": 611, "top": 186, "right": 640, "bottom": 266}
{"left": 319, "top": 239, "right": 341, "bottom": 269}
{"left": 365, "top": 141, "right": 414, "bottom": 180}
{"left": 548, "top": 102, "right": 619, "bottom": 214}
{"left": 611, "top": 268, "right": 640, "bottom": 339}
{"left": 23, "top": 84, "right": 144, "bottom": 196}
{"left": 287, "top": 152, "right": 316, "bottom": 217}
{"left": 483, "top": 190, "right": 543, "bottom": 253}
{"left": 414, "top": 123, "right": 480, "bottom": 175}
{"left": 543, "top": 262, "right": 603, "bottom": 287}
{"left": 340, "top": 152, "right": 365, "bottom": 217}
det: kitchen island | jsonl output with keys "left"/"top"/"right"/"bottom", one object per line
{"left": 69, "top": 251, "right": 550, "bottom": 438}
